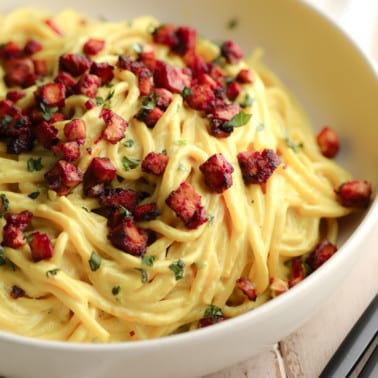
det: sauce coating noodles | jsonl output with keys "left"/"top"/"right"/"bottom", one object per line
{"left": 0, "top": 9, "right": 353, "bottom": 342}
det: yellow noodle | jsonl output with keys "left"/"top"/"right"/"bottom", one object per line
{"left": 0, "top": 8, "right": 356, "bottom": 342}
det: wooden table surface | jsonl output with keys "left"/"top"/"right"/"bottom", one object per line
{"left": 206, "top": 1, "right": 378, "bottom": 377}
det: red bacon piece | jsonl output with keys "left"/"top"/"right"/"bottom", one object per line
{"left": 236, "top": 277, "right": 257, "bottom": 301}
{"left": 220, "top": 40, "right": 243, "bottom": 64}
{"left": 64, "top": 118, "right": 86, "bottom": 143}
{"left": 44, "top": 160, "right": 83, "bottom": 196}
{"left": 28, "top": 232, "right": 54, "bottom": 261}
{"left": 182, "top": 50, "right": 208, "bottom": 78}
{"left": 10, "top": 285, "right": 25, "bottom": 299}
{"left": 185, "top": 83, "right": 215, "bottom": 112}
{"left": 108, "top": 217, "right": 148, "bottom": 256}
{"left": 237, "top": 149, "right": 281, "bottom": 185}
{"left": 54, "top": 71, "right": 77, "bottom": 95}
{"left": 173, "top": 26, "right": 197, "bottom": 55}
{"left": 141, "top": 152, "right": 169, "bottom": 176}
{"left": 90, "top": 62, "right": 114, "bottom": 84}
{"left": 306, "top": 239, "right": 337, "bottom": 271}
{"left": 6, "top": 90, "right": 26, "bottom": 102}
{"left": 236, "top": 68, "right": 254, "bottom": 84}
{"left": 100, "top": 188, "right": 140, "bottom": 211}
{"left": 199, "top": 153, "right": 234, "bottom": 193}
{"left": 51, "top": 140, "right": 81, "bottom": 162}
{"left": 152, "top": 24, "right": 178, "bottom": 48}
{"left": 336, "top": 180, "right": 372, "bottom": 208}
{"left": 83, "top": 157, "right": 116, "bottom": 197}
{"left": 59, "top": 53, "right": 92, "bottom": 76}
{"left": 100, "top": 108, "right": 128, "bottom": 144}
{"left": 288, "top": 257, "right": 305, "bottom": 288}
{"left": 34, "top": 121, "right": 59, "bottom": 149}
{"left": 23, "top": 39, "right": 43, "bottom": 56}
{"left": 166, "top": 182, "right": 208, "bottom": 229}
{"left": 2, "top": 210, "right": 33, "bottom": 248}
{"left": 35, "top": 82, "right": 66, "bottom": 107}
{"left": 316, "top": 126, "right": 340, "bottom": 158}
{"left": 133, "top": 203, "right": 161, "bottom": 221}
{"left": 135, "top": 107, "right": 164, "bottom": 128}
{"left": 83, "top": 38, "right": 105, "bottom": 56}
{"left": 3, "top": 58, "right": 36, "bottom": 88}
{"left": 154, "top": 87, "right": 173, "bottom": 110}
{"left": 226, "top": 81, "right": 242, "bottom": 101}
{"left": 153, "top": 61, "right": 191, "bottom": 93}
{"left": 75, "top": 73, "right": 102, "bottom": 98}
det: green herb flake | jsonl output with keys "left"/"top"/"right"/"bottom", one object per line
{"left": 46, "top": 268, "right": 60, "bottom": 277}
{"left": 1, "top": 114, "right": 12, "bottom": 127}
{"left": 285, "top": 137, "right": 304, "bottom": 152}
{"left": 82, "top": 206, "right": 90, "bottom": 212}
{"left": 141, "top": 93, "right": 156, "bottom": 110}
{"left": 174, "top": 140, "right": 187, "bottom": 146}
{"left": 40, "top": 103, "right": 59, "bottom": 121}
{"left": 227, "top": 17, "right": 239, "bottom": 30}
{"left": 240, "top": 93, "right": 254, "bottom": 108}
{"left": 181, "top": 86, "right": 192, "bottom": 98}
{"left": 131, "top": 43, "right": 143, "bottom": 54}
{"left": 0, "top": 246, "right": 15, "bottom": 271}
{"left": 123, "top": 139, "right": 135, "bottom": 148}
{"left": 112, "top": 285, "right": 121, "bottom": 295}
{"left": 27, "top": 157, "right": 43, "bottom": 172}
{"left": 207, "top": 214, "right": 215, "bottom": 225}
{"left": 225, "top": 110, "right": 252, "bottom": 128}
{"left": 0, "top": 193, "right": 9, "bottom": 218}
{"left": 28, "top": 191, "right": 40, "bottom": 200}
{"left": 122, "top": 156, "right": 140, "bottom": 171}
{"left": 169, "top": 259, "right": 185, "bottom": 280}
{"left": 256, "top": 122, "right": 265, "bottom": 132}
{"left": 204, "top": 304, "right": 224, "bottom": 323}
{"left": 88, "top": 251, "right": 102, "bottom": 272}
{"left": 142, "top": 255, "right": 156, "bottom": 267}
{"left": 136, "top": 268, "right": 148, "bottom": 283}
{"left": 119, "top": 206, "right": 133, "bottom": 218}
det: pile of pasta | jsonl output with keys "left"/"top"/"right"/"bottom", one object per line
{"left": 0, "top": 9, "right": 365, "bottom": 342}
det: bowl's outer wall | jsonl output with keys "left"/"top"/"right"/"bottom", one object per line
{"left": 0, "top": 0, "right": 377, "bottom": 377}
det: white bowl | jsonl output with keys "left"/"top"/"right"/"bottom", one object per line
{"left": 0, "top": 1, "right": 377, "bottom": 377}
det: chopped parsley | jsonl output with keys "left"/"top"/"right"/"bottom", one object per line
{"left": 112, "top": 285, "right": 121, "bottom": 295}
{"left": 28, "top": 191, "right": 40, "bottom": 200}
{"left": 204, "top": 304, "right": 224, "bottom": 323}
{"left": 240, "top": 93, "right": 254, "bottom": 108}
{"left": 119, "top": 206, "right": 133, "bottom": 218}
{"left": 142, "top": 255, "right": 156, "bottom": 267}
{"left": 123, "top": 139, "right": 135, "bottom": 148}
{"left": 95, "top": 90, "right": 115, "bottom": 108}
{"left": 225, "top": 110, "right": 252, "bottom": 128}
{"left": 46, "top": 268, "right": 60, "bottom": 277}
{"left": 227, "top": 17, "right": 239, "bottom": 30}
{"left": 122, "top": 156, "right": 140, "bottom": 171}
{"left": 181, "top": 86, "right": 192, "bottom": 98}
{"left": 0, "top": 193, "right": 9, "bottom": 217}
{"left": 136, "top": 268, "right": 148, "bottom": 283}
{"left": 130, "top": 43, "right": 143, "bottom": 54}
{"left": 27, "top": 157, "right": 43, "bottom": 172}
{"left": 40, "top": 103, "right": 58, "bottom": 121}
{"left": 0, "top": 246, "right": 15, "bottom": 271}
{"left": 141, "top": 93, "right": 156, "bottom": 110}
{"left": 256, "top": 122, "right": 265, "bottom": 132}
{"left": 207, "top": 214, "right": 215, "bottom": 225}
{"left": 169, "top": 259, "right": 185, "bottom": 280}
{"left": 285, "top": 137, "right": 304, "bottom": 152}
{"left": 88, "top": 251, "right": 101, "bottom": 271}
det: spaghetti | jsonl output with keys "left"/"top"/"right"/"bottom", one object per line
{"left": 0, "top": 9, "right": 370, "bottom": 342}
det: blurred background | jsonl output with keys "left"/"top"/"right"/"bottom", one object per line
{"left": 305, "top": 0, "right": 378, "bottom": 61}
